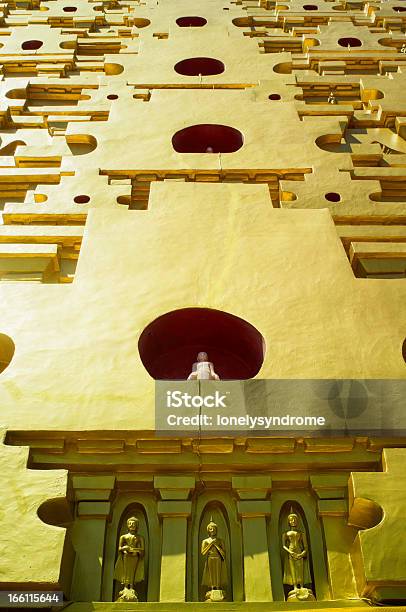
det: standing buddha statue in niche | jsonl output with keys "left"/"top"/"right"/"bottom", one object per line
{"left": 282, "top": 511, "right": 315, "bottom": 602}
{"left": 187, "top": 352, "right": 220, "bottom": 380}
{"left": 114, "top": 516, "right": 145, "bottom": 602}
{"left": 201, "top": 519, "right": 227, "bottom": 602}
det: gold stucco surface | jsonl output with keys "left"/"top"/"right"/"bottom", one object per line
{"left": 0, "top": 0, "right": 405, "bottom": 604}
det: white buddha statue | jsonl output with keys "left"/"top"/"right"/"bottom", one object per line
{"left": 187, "top": 352, "right": 220, "bottom": 381}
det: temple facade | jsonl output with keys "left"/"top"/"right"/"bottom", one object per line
{"left": 0, "top": 0, "right": 406, "bottom": 609}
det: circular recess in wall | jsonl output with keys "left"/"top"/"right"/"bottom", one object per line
{"left": 176, "top": 16, "right": 207, "bottom": 27}
{"left": 174, "top": 57, "right": 225, "bottom": 76}
{"left": 138, "top": 308, "right": 265, "bottom": 380}
{"left": 0, "top": 334, "right": 15, "bottom": 374}
{"left": 107, "top": 94, "right": 119, "bottom": 100}
{"left": 303, "top": 4, "right": 318, "bottom": 9}
{"left": 133, "top": 18, "right": 151, "bottom": 27}
{"left": 338, "top": 37, "right": 362, "bottom": 47}
{"left": 21, "top": 40, "right": 43, "bottom": 50}
{"left": 74, "top": 195, "right": 90, "bottom": 204}
{"left": 268, "top": 93, "right": 281, "bottom": 100}
{"left": 273, "top": 62, "right": 292, "bottom": 74}
{"left": 393, "top": 6, "right": 406, "bottom": 10}
{"left": 172, "top": 124, "right": 243, "bottom": 153}
{"left": 63, "top": 6, "right": 77, "bottom": 11}
{"left": 403, "top": 338, "right": 406, "bottom": 364}
{"left": 104, "top": 63, "right": 124, "bottom": 75}
{"left": 325, "top": 192, "right": 341, "bottom": 202}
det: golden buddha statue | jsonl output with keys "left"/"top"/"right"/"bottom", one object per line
{"left": 201, "top": 519, "right": 227, "bottom": 601}
{"left": 114, "top": 516, "right": 145, "bottom": 602}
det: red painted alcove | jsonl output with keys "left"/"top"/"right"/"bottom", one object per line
{"left": 138, "top": 308, "right": 265, "bottom": 380}
{"left": 172, "top": 124, "right": 243, "bottom": 153}
{"left": 176, "top": 16, "right": 207, "bottom": 26}
{"left": 174, "top": 57, "right": 224, "bottom": 76}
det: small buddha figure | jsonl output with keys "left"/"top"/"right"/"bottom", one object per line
{"left": 327, "top": 90, "right": 337, "bottom": 105}
{"left": 400, "top": 43, "right": 406, "bottom": 54}
{"left": 114, "top": 516, "right": 145, "bottom": 602}
{"left": 187, "top": 352, "right": 220, "bottom": 381}
{"left": 282, "top": 511, "right": 315, "bottom": 602}
{"left": 201, "top": 519, "right": 227, "bottom": 601}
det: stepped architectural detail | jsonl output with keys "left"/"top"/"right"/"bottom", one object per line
{"left": 0, "top": 0, "right": 405, "bottom": 609}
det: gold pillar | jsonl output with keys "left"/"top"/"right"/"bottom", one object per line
{"left": 70, "top": 476, "right": 115, "bottom": 602}
{"left": 233, "top": 476, "right": 273, "bottom": 601}
{"left": 155, "top": 476, "right": 195, "bottom": 602}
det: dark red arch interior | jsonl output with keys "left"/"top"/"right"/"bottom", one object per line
{"left": 176, "top": 16, "right": 207, "bottom": 26}
{"left": 402, "top": 338, "right": 406, "bottom": 364}
{"left": 172, "top": 124, "right": 243, "bottom": 153}
{"left": 174, "top": 57, "right": 224, "bottom": 76}
{"left": 138, "top": 308, "right": 265, "bottom": 380}
{"left": 22, "top": 40, "right": 43, "bottom": 50}
{"left": 338, "top": 37, "right": 362, "bottom": 47}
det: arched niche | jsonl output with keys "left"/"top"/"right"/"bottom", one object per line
{"left": 112, "top": 504, "right": 149, "bottom": 601}
{"left": 172, "top": 124, "right": 243, "bottom": 154}
{"left": 188, "top": 493, "right": 243, "bottom": 602}
{"left": 198, "top": 503, "right": 232, "bottom": 601}
{"left": 278, "top": 501, "right": 315, "bottom": 600}
{"left": 101, "top": 496, "right": 160, "bottom": 602}
{"left": 138, "top": 307, "right": 265, "bottom": 380}
{"left": 0, "top": 334, "right": 15, "bottom": 374}
{"left": 268, "top": 491, "right": 330, "bottom": 601}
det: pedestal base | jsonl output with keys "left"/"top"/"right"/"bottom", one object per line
{"left": 287, "top": 587, "right": 316, "bottom": 602}
{"left": 205, "top": 589, "right": 225, "bottom": 602}
{"left": 116, "top": 587, "right": 138, "bottom": 602}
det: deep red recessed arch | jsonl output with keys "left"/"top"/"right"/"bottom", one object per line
{"left": 172, "top": 124, "right": 243, "bottom": 153}
{"left": 176, "top": 16, "right": 207, "bottom": 27}
{"left": 138, "top": 308, "right": 265, "bottom": 380}
{"left": 22, "top": 40, "right": 43, "bottom": 50}
{"left": 402, "top": 338, "right": 406, "bottom": 364}
{"left": 63, "top": 6, "right": 78, "bottom": 11}
{"left": 174, "top": 57, "right": 225, "bottom": 76}
{"left": 325, "top": 192, "right": 341, "bottom": 202}
{"left": 338, "top": 37, "right": 362, "bottom": 47}
{"left": 303, "top": 4, "right": 318, "bottom": 9}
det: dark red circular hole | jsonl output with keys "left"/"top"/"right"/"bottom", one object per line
{"left": 138, "top": 307, "right": 265, "bottom": 380}
{"left": 63, "top": 6, "right": 77, "bottom": 11}
{"left": 268, "top": 93, "right": 281, "bottom": 100}
{"left": 172, "top": 124, "right": 243, "bottom": 153}
{"left": 338, "top": 37, "right": 362, "bottom": 47}
{"left": 174, "top": 57, "right": 225, "bottom": 76}
{"left": 21, "top": 40, "right": 43, "bottom": 50}
{"left": 393, "top": 6, "right": 406, "bottom": 10}
{"left": 402, "top": 339, "right": 406, "bottom": 364}
{"left": 176, "top": 16, "right": 207, "bottom": 27}
{"left": 303, "top": 4, "right": 318, "bottom": 8}
{"left": 74, "top": 195, "right": 90, "bottom": 204}
{"left": 325, "top": 192, "right": 341, "bottom": 202}
{"left": 107, "top": 94, "right": 118, "bottom": 100}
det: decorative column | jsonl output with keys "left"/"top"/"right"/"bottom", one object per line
{"left": 155, "top": 476, "right": 195, "bottom": 602}
{"left": 70, "top": 475, "right": 116, "bottom": 601}
{"left": 311, "top": 474, "right": 357, "bottom": 600}
{"left": 233, "top": 476, "right": 273, "bottom": 602}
